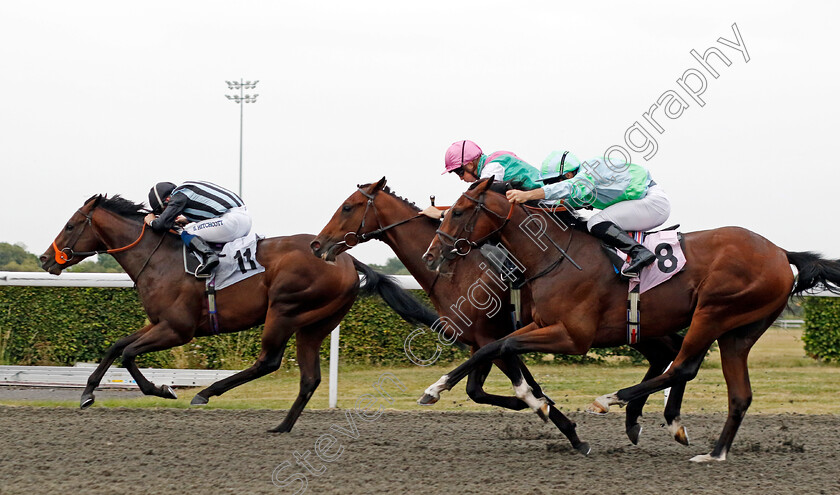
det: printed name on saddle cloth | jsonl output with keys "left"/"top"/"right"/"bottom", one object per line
{"left": 214, "top": 233, "right": 266, "bottom": 290}
{"left": 618, "top": 230, "right": 686, "bottom": 293}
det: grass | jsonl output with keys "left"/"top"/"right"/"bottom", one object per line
{"left": 2, "top": 328, "right": 838, "bottom": 414}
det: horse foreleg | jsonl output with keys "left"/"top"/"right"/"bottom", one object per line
{"left": 120, "top": 321, "right": 189, "bottom": 399}
{"left": 464, "top": 360, "right": 530, "bottom": 411}
{"left": 626, "top": 334, "right": 687, "bottom": 446}
{"left": 79, "top": 324, "right": 152, "bottom": 409}
{"left": 269, "top": 331, "right": 323, "bottom": 433}
{"left": 503, "top": 355, "right": 589, "bottom": 454}
{"left": 420, "top": 322, "right": 579, "bottom": 405}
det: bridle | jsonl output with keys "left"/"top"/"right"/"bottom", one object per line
{"left": 434, "top": 190, "right": 582, "bottom": 279}
{"left": 52, "top": 208, "right": 148, "bottom": 265}
{"left": 434, "top": 192, "right": 515, "bottom": 260}
{"left": 340, "top": 187, "right": 424, "bottom": 247}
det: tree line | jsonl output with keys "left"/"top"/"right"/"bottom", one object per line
{"left": 0, "top": 242, "right": 409, "bottom": 275}
{"left": 0, "top": 242, "right": 123, "bottom": 273}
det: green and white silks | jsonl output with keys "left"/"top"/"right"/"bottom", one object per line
{"left": 476, "top": 152, "right": 543, "bottom": 191}
{"left": 542, "top": 158, "right": 653, "bottom": 210}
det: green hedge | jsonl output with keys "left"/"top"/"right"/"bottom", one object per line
{"left": 0, "top": 286, "right": 644, "bottom": 369}
{"left": 802, "top": 296, "right": 840, "bottom": 362}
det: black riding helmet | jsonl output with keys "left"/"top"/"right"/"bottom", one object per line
{"left": 148, "top": 182, "right": 177, "bottom": 214}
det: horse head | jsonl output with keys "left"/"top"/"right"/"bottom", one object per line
{"left": 423, "top": 177, "right": 513, "bottom": 274}
{"left": 311, "top": 177, "right": 389, "bottom": 262}
{"left": 40, "top": 195, "right": 110, "bottom": 275}
{"left": 40, "top": 194, "right": 150, "bottom": 275}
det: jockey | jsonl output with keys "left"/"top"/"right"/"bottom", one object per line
{"left": 144, "top": 180, "right": 252, "bottom": 276}
{"left": 506, "top": 151, "right": 671, "bottom": 277}
{"left": 421, "top": 139, "right": 542, "bottom": 219}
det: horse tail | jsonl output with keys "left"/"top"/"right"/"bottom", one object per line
{"left": 786, "top": 251, "right": 840, "bottom": 296}
{"left": 351, "top": 257, "right": 440, "bottom": 327}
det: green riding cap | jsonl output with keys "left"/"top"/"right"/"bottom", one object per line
{"left": 539, "top": 150, "right": 581, "bottom": 182}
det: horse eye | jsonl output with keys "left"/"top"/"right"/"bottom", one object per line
{"left": 452, "top": 210, "right": 463, "bottom": 217}
{"left": 341, "top": 204, "right": 353, "bottom": 212}
{"left": 65, "top": 224, "right": 74, "bottom": 231}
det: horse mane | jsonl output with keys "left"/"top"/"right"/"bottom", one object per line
{"left": 87, "top": 194, "right": 149, "bottom": 220}
{"left": 468, "top": 179, "right": 586, "bottom": 230}
{"left": 360, "top": 183, "right": 421, "bottom": 212}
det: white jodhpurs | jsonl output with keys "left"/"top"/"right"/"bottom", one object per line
{"left": 183, "top": 206, "right": 252, "bottom": 243}
{"left": 586, "top": 185, "right": 671, "bottom": 232}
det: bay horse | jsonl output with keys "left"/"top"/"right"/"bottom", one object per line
{"left": 421, "top": 177, "right": 840, "bottom": 462}
{"left": 39, "top": 194, "right": 438, "bottom": 433}
{"left": 310, "top": 178, "right": 687, "bottom": 452}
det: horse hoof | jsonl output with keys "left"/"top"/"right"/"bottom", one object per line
{"left": 586, "top": 400, "right": 609, "bottom": 415}
{"left": 575, "top": 442, "right": 592, "bottom": 456}
{"left": 268, "top": 424, "right": 292, "bottom": 434}
{"left": 190, "top": 395, "right": 209, "bottom": 406}
{"left": 627, "top": 424, "right": 643, "bottom": 445}
{"left": 160, "top": 385, "right": 178, "bottom": 400}
{"left": 536, "top": 403, "right": 550, "bottom": 423}
{"left": 80, "top": 395, "right": 95, "bottom": 409}
{"left": 674, "top": 425, "right": 690, "bottom": 446}
{"left": 417, "top": 394, "right": 439, "bottom": 406}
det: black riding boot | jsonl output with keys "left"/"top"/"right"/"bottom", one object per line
{"left": 188, "top": 236, "right": 220, "bottom": 276}
{"left": 590, "top": 221, "right": 655, "bottom": 277}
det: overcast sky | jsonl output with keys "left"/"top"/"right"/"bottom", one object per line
{"left": 2, "top": 1, "right": 838, "bottom": 265}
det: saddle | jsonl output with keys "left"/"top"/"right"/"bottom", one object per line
{"left": 600, "top": 225, "right": 682, "bottom": 282}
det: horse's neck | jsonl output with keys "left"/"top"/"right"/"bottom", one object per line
{"left": 376, "top": 202, "right": 441, "bottom": 291}
{"left": 93, "top": 212, "right": 181, "bottom": 283}
{"left": 499, "top": 206, "right": 592, "bottom": 280}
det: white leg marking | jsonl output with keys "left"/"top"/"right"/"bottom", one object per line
{"left": 512, "top": 381, "right": 547, "bottom": 412}
{"left": 423, "top": 375, "right": 450, "bottom": 400}
{"left": 587, "top": 392, "right": 624, "bottom": 414}
{"left": 667, "top": 418, "right": 682, "bottom": 438}
{"left": 689, "top": 449, "right": 727, "bottom": 463}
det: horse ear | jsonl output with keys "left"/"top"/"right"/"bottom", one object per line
{"left": 373, "top": 176, "right": 387, "bottom": 191}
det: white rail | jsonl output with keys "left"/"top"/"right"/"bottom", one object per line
{"left": 0, "top": 271, "right": 421, "bottom": 407}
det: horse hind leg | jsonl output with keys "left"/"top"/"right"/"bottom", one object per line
{"left": 690, "top": 321, "right": 766, "bottom": 463}
{"left": 623, "top": 335, "right": 684, "bottom": 445}
{"left": 191, "top": 314, "right": 294, "bottom": 406}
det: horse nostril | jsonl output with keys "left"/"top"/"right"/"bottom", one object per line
{"left": 423, "top": 252, "right": 434, "bottom": 263}
{"left": 310, "top": 240, "right": 321, "bottom": 252}
{"left": 39, "top": 255, "right": 47, "bottom": 263}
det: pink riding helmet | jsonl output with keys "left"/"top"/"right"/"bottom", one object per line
{"left": 443, "top": 140, "right": 483, "bottom": 174}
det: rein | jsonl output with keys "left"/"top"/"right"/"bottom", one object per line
{"left": 52, "top": 209, "right": 148, "bottom": 265}
{"left": 341, "top": 187, "right": 425, "bottom": 247}
{"left": 436, "top": 191, "right": 582, "bottom": 280}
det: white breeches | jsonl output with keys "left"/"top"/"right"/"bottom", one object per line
{"left": 183, "top": 206, "right": 252, "bottom": 243}
{"left": 587, "top": 185, "right": 671, "bottom": 232}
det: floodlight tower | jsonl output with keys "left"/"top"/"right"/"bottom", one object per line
{"left": 225, "top": 79, "right": 259, "bottom": 199}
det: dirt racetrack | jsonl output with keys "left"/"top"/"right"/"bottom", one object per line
{"left": 2, "top": 406, "right": 839, "bottom": 495}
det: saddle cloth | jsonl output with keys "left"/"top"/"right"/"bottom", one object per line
{"left": 183, "top": 232, "right": 266, "bottom": 290}
{"left": 618, "top": 230, "right": 686, "bottom": 294}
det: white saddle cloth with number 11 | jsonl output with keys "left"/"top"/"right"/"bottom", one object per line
{"left": 213, "top": 233, "right": 266, "bottom": 290}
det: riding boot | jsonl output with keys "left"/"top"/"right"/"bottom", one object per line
{"left": 188, "top": 236, "right": 220, "bottom": 276}
{"left": 590, "top": 221, "right": 655, "bottom": 278}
